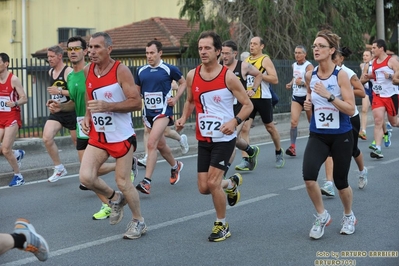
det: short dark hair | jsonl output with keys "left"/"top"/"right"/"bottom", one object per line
{"left": 222, "top": 40, "right": 238, "bottom": 51}
{"left": 147, "top": 40, "right": 162, "bottom": 52}
{"left": 0, "top": 53, "right": 10, "bottom": 64}
{"left": 198, "top": 31, "right": 222, "bottom": 51}
{"left": 372, "top": 39, "right": 387, "bottom": 52}
{"left": 67, "top": 36, "right": 87, "bottom": 49}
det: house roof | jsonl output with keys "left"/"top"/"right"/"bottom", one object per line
{"left": 32, "top": 17, "right": 198, "bottom": 58}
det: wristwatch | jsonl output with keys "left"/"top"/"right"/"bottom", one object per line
{"left": 235, "top": 116, "right": 243, "bottom": 125}
{"left": 327, "top": 94, "right": 335, "bottom": 102}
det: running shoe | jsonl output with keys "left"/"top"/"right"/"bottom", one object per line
{"left": 92, "top": 204, "right": 111, "bottom": 220}
{"left": 16, "top": 149, "right": 25, "bottom": 168}
{"left": 320, "top": 182, "right": 335, "bottom": 197}
{"left": 224, "top": 173, "right": 243, "bottom": 206}
{"left": 247, "top": 145, "right": 260, "bottom": 170}
{"left": 136, "top": 180, "right": 151, "bottom": 194}
{"left": 358, "top": 131, "right": 367, "bottom": 140}
{"left": 275, "top": 149, "right": 285, "bottom": 168}
{"left": 358, "top": 167, "right": 368, "bottom": 189}
{"left": 9, "top": 175, "right": 25, "bottom": 187}
{"left": 384, "top": 132, "right": 391, "bottom": 147}
{"left": 285, "top": 145, "right": 296, "bottom": 156}
{"left": 137, "top": 155, "right": 147, "bottom": 168}
{"left": 235, "top": 158, "right": 250, "bottom": 171}
{"left": 109, "top": 191, "right": 127, "bottom": 225}
{"left": 79, "top": 183, "right": 90, "bottom": 191}
{"left": 132, "top": 156, "right": 138, "bottom": 181}
{"left": 208, "top": 222, "right": 231, "bottom": 242}
{"left": 309, "top": 211, "right": 331, "bottom": 239}
{"left": 13, "top": 218, "right": 49, "bottom": 262}
{"left": 370, "top": 149, "right": 383, "bottom": 159}
{"left": 368, "top": 140, "right": 376, "bottom": 151}
{"left": 123, "top": 219, "right": 148, "bottom": 239}
{"left": 47, "top": 167, "right": 67, "bottom": 182}
{"left": 170, "top": 161, "right": 183, "bottom": 185}
{"left": 386, "top": 122, "right": 393, "bottom": 132}
{"left": 340, "top": 213, "right": 357, "bottom": 235}
{"left": 179, "top": 134, "right": 189, "bottom": 154}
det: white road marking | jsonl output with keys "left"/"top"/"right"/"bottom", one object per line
{"left": 3, "top": 193, "right": 279, "bottom": 266}
{"left": 288, "top": 184, "right": 306, "bottom": 190}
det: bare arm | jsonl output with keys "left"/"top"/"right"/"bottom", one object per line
{"left": 303, "top": 70, "right": 313, "bottom": 111}
{"left": 175, "top": 70, "right": 195, "bottom": 131}
{"left": 61, "top": 67, "right": 73, "bottom": 97}
{"left": 244, "top": 62, "right": 262, "bottom": 91}
{"left": 261, "top": 56, "right": 278, "bottom": 85}
{"left": 393, "top": 70, "right": 399, "bottom": 85}
{"left": 360, "top": 62, "right": 371, "bottom": 84}
{"left": 350, "top": 74, "right": 365, "bottom": 98}
{"left": 313, "top": 70, "right": 354, "bottom": 116}
{"left": 167, "top": 76, "right": 187, "bottom": 106}
{"left": 47, "top": 100, "right": 76, "bottom": 113}
{"left": 389, "top": 58, "right": 399, "bottom": 85}
{"left": 10, "top": 76, "right": 27, "bottom": 106}
{"left": 227, "top": 70, "right": 253, "bottom": 122}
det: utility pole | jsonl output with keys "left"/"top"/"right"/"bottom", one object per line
{"left": 376, "top": 0, "right": 385, "bottom": 40}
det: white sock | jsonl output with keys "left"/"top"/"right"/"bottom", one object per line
{"left": 344, "top": 211, "right": 353, "bottom": 217}
{"left": 226, "top": 179, "right": 234, "bottom": 189}
{"left": 55, "top": 164, "right": 64, "bottom": 170}
{"left": 216, "top": 218, "right": 226, "bottom": 225}
{"left": 326, "top": 181, "right": 333, "bottom": 186}
{"left": 318, "top": 210, "right": 328, "bottom": 219}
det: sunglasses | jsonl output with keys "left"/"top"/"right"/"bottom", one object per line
{"left": 67, "top": 46, "right": 83, "bottom": 52}
{"left": 311, "top": 44, "right": 331, "bottom": 50}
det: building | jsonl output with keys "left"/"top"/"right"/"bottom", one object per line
{"left": 1, "top": 0, "right": 183, "bottom": 59}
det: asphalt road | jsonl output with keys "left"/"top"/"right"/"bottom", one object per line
{"left": 1, "top": 133, "right": 399, "bottom": 266}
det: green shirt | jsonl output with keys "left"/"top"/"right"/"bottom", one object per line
{"left": 67, "top": 69, "right": 87, "bottom": 139}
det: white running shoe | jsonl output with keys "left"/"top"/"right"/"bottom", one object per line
{"left": 340, "top": 213, "right": 357, "bottom": 235}
{"left": 358, "top": 167, "right": 368, "bottom": 189}
{"left": 15, "top": 149, "right": 25, "bottom": 168}
{"left": 137, "top": 155, "right": 147, "bottom": 168}
{"left": 309, "top": 211, "right": 331, "bottom": 239}
{"left": 179, "top": 134, "right": 189, "bottom": 154}
{"left": 48, "top": 167, "right": 67, "bottom": 182}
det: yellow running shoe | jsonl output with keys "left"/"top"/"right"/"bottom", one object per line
{"left": 92, "top": 204, "right": 111, "bottom": 220}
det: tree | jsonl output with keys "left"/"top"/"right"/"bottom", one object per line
{"left": 178, "top": 0, "right": 392, "bottom": 59}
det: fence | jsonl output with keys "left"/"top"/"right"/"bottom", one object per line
{"left": 7, "top": 57, "right": 362, "bottom": 138}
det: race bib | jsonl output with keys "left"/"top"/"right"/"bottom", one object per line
{"left": 198, "top": 113, "right": 224, "bottom": 138}
{"left": 372, "top": 84, "right": 382, "bottom": 94}
{"left": 0, "top": 96, "right": 11, "bottom": 112}
{"left": 76, "top": 116, "right": 89, "bottom": 139}
{"left": 314, "top": 106, "right": 340, "bottom": 129}
{"left": 247, "top": 75, "right": 255, "bottom": 88}
{"left": 51, "top": 90, "right": 68, "bottom": 103}
{"left": 144, "top": 91, "right": 163, "bottom": 109}
{"left": 91, "top": 112, "right": 115, "bottom": 132}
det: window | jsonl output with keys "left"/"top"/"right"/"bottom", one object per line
{"left": 58, "top": 27, "right": 94, "bottom": 43}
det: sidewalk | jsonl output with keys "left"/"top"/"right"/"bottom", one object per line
{"left": 0, "top": 109, "right": 373, "bottom": 186}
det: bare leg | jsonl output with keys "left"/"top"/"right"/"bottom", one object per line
{"left": 0, "top": 124, "right": 21, "bottom": 173}
{"left": 0, "top": 234, "right": 14, "bottom": 255}
{"left": 42, "top": 120, "right": 63, "bottom": 166}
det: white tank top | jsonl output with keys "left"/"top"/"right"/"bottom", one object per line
{"left": 292, "top": 61, "right": 312, "bottom": 97}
